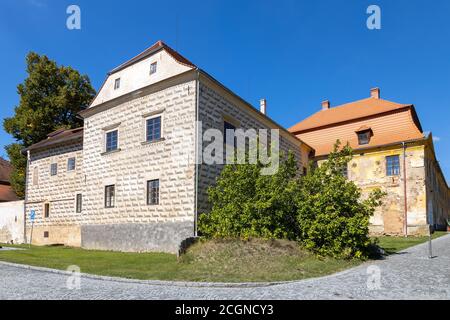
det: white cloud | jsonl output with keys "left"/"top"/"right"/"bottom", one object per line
{"left": 433, "top": 136, "right": 441, "bottom": 142}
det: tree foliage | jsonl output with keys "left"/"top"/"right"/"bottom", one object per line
{"left": 3, "top": 52, "right": 96, "bottom": 198}
{"left": 199, "top": 153, "right": 300, "bottom": 240}
{"left": 199, "top": 141, "right": 386, "bottom": 259}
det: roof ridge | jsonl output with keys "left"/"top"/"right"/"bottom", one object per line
{"left": 109, "top": 40, "right": 196, "bottom": 75}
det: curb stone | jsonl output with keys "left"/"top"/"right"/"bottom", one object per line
{"left": 0, "top": 234, "right": 448, "bottom": 289}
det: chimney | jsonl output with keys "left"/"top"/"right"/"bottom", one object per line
{"left": 370, "top": 87, "right": 380, "bottom": 99}
{"left": 260, "top": 99, "right": 267, "bottom": 115}
{"left": 322, "top": 100, "right": 330, "bottom": 111}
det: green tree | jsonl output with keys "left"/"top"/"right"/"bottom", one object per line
{"left": 199, "top": 152, "right": 300, "bottom": 240}
{"left": 3, "top": 52, "right": 96, "bottom": 198}
{"left": 295, "top": 141, "right": 385, "bottom": 259}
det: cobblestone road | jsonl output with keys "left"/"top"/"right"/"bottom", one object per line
{"left": 1, "top": 234, "right": 449, "bottom": 300}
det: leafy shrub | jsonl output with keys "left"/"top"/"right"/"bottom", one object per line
{"left": 199, "top": 141, "right": 385, "bottom": 259}
{"left": 295, "top": 142, "right": 385, "bottom": 259}
{"left": 199, "top": 153, "right": 299, "bottom": 240}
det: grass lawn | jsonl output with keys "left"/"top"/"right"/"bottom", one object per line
{"left": 0, "top": 233, "right": 447, "bottom": 283}
{"left": 374, "top": 231, "right": 447, "bottom": 255}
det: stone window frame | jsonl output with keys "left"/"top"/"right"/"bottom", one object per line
{"left": 146, "top": 179, "right": 160, "bottom": 205}
{"left": 76, "top": 194, "right": 82, "bottom": 213}
{"left": 102, "top": 123, "right": 121, "bottom": 155}
{"left": 114, "top": 78, "right": 121, "bottom": 90}
{"left": 222, "top": 114, "right": 240, "bottom": 147}
{"left": 50, "top": 163, "right": 58, "bottom": 176}
{"left": 104, "top": 185, "right": 115, "bottom": 208}
{"left": 142, "top": 109, "right": 165, "bottom": 145}
{"left": 67, "top": 157, "right": 76, "bottom": 172}
{"left": 150, "top": 62, "right": 157, "bottom": 75}
{"left": 43, "top": 202, "right": 50, "bottom": 219}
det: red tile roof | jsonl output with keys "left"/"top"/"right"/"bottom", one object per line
{"left": 109, "top": 40, "right": 196, "bottom": 75}
{"left": 0, "top": 158, "right": 13, "bottom": 183}
{"left": 24, "top": 127, "right": 83, "bottom": 154}
{"left": 0, "top": 184, "right": 19, "bottom": 202}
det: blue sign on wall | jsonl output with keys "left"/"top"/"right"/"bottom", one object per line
{"left": 30, "top": 210, "right": 35, "bottom": 222}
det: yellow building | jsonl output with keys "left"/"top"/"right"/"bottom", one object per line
{"left": 290, "top": 88, "right": 449, "bottom": 236}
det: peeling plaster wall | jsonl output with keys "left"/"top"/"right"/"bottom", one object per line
{"left": 319, "top": 145, "right": 429, "bottom": 236}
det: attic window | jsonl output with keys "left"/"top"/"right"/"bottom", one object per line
{"left": 150, "top": 62, "right": 157, "bottom": 75}
{"left": 356, "top": 127, "right": 373, "bottom": 146}
{"left": 114, "top": 78, "right": 121, "bottom": 90}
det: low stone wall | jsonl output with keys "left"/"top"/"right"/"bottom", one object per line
{"left": 0, "top": 201, "right": 24, "bottom": 244}
{"left": 81, "top": 220, "right": 195, "bottom": 253}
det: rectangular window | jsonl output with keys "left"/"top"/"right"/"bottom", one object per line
{"left": 50, "top": 163, "right": 58, "bottom": 176}
{"left": 386, "top": 155, "right": 400, "bottom": 176}
{"left": 150, "top": 62, "right": 157, "bottom": 75}
{"left": 114, "top": 78, "right": 121, "bottom": 90}
{"left": 76, "top": 194, "right": 82, "bottom": 213}
{"left": 105, "top": 130, "right": 118, "bottom": 152}
{"left": 357, "top": 131, "right": 371, "bottom": 145}
{"left": 67, "top": 157, "right": 76, "bottom": 171}
{"left": 224, "top": 121, "right": 236, "bottom": 145}
{"left": 146, "top": 116, "right": 161, "bottom": 142}
{"left": 105, "top": 185, "right": 115, "bottom": 208}
{"left": 44, "top": 231, "right": 49, "bottom": 238}
{"left": 44, "top": 203, "right": 50, "bottom": 218}
{"left": 147, "top": 180, "right": 160, "bottom": 205}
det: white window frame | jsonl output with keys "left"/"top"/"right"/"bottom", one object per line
{"left": 114, "top": 78, "right": 121, "bottom": 90}
{"left": 104, "top": 128, "right": 119, "bottom": 153}
{"left": 145, "top": 113, "right": 163, "bottom": 143}
{"left": 150, "top": 62, "right": 157, "bottom": 75}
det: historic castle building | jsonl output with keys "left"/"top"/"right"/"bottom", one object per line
{"left": 22, "top": 41, "right": 449, "bottom": 253}
{"left": 289, "top": 88, "right": 449, "bottom": 235}
{"left": 23, "top": 41, "right": 311, "bottom": 253}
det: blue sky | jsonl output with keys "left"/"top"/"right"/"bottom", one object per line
{"left": 1, "top": 0, "right": 450, "bottom": 180}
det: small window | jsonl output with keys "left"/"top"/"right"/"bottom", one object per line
{"left": 357, "top": 131, "right": 371, "bottom": 145}
{"left": 224, "top": 121, "right": 236, "bottom": 145}
{"left": 76, "top": 194, "right": 82, "bottom": 213}
{"left": 147, "top": 180, "right": 160, "bottom": 205}
{"left": 67, "top": 157, "right": 76, "bottom": 171}
{"left": 150, "top": 62, "right": 157, "bottom": 75}
{"left": 114, "top": 78, "right": 121, "bottom": 90}
{"left": 146, "top": 116, "right": 161, "bottom": 142}
{"left": 105, "top": 130, "right": 118, "bottom": 152}
{"left": 50, "top": 163, "right": 58, "bottom": 176}
{"left": 44, "top": 231, "right": 49, "bottom": 238}
{"left": 386, "top": 155, "right": 400, "bottom": 176}
{"left": 105, "top": 185, "right": 115, "bottom": 208}
{"left": 44, "top": 203, "right": 50, "bottom": 218}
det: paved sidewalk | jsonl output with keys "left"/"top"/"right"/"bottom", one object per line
{"left": 1, "top": 234, "right": 449, "bottom": 300}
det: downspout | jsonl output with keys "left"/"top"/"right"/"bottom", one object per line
{"left": 402, "top": 142, "right": 408, "bottom": 237}
{"left": 23, "top": 150, "right": 31, "bottom": 244}
{"left": 193, "top": 69, "right": 200, "bottom": 237}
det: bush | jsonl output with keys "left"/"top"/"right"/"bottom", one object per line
{"left": 199, "top": 153, "right": 299, "bottom": 240}
{"left": 199, "top": 141, "right": 385, "bottom": 259}
{"left": 295, "top": 142, "right": 385, "bottom": 259}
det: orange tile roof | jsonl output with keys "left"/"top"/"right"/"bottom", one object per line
{"left": 289, "top": 97, "right": 414, "bottom": 133}
{"left": 24, "top": 127, "right": 83, "bottom": 154}
{"left": 289, "top": 95, "right": 425, "bottom": 156}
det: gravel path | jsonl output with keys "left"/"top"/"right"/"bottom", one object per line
{"left": 1, "top": 234, "right": 449, "bottom": 300}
